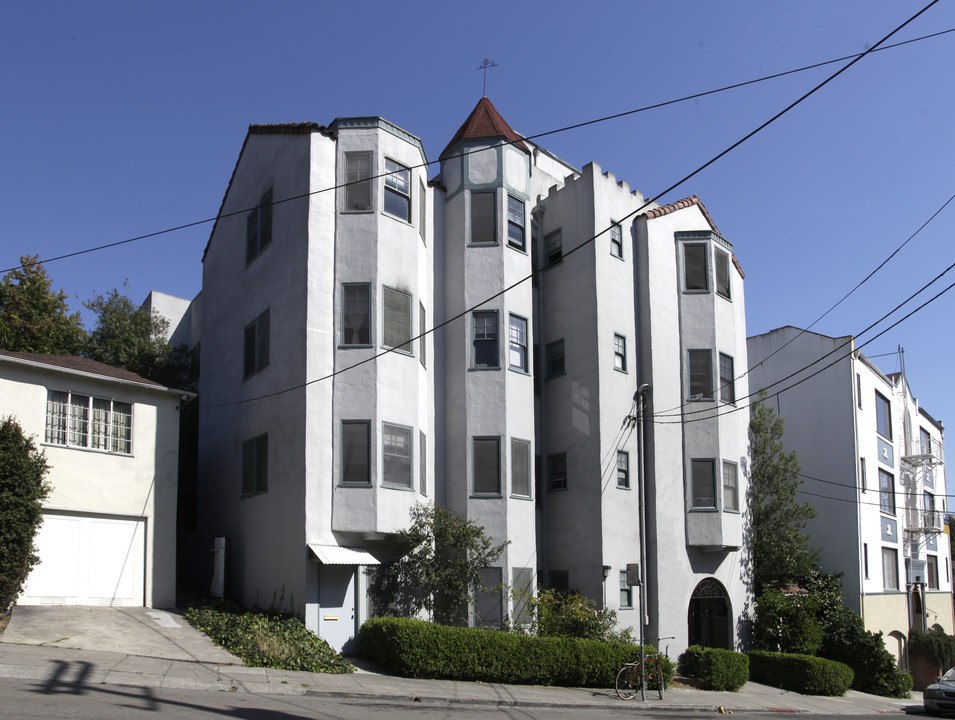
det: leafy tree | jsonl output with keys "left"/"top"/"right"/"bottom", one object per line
{"left": 0, "top": 255, "right": 85, "bottom": 354}
{"left": 84, "top": 285, "right": 171, "bottom": 381}
{"left": 747, "top": 396, "right": 818, "bottom": 595}
{"left": 753, "top": 587, "right": 823, "bottom": 654}
{"left": 368, "top": 504, "right": 507, "bottom": 625}
{"left": 513, "top": 587, "right": 633, "bottom": 643}
{"left": 0, "top": 416, "right": 51, "bottom": 612}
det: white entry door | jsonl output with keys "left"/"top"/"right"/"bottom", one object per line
{"left": 19, "top": 513, "right": 145, "bottom": 606}
{"left": 318, "top": 565, "right": 357, "bottom": 653}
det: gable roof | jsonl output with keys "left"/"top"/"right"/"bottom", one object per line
{"left": 641, "top": 195, "right": 745, "bottom": 279}
{"left": 441, "top": 97, "right": 529, "bottom": 159}
{"left": 0, "top": 349, "right": 177, "bottom": 392}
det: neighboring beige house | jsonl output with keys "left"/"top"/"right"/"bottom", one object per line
{"left": 0, "top": 349, "right": 186, "bottom": 608}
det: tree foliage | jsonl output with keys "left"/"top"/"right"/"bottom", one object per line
{"left": 84, "top": 285, "right": 171, "bottom": 381}
{"left": 514, "top": 587, "right": 632, "bottom": 643}
{"left": 747, "top": 397, "right": 818, "bottom": 594}
{"left": 367, "top": 504, "right": 507, "bottom": 625}
{"left": 0, "top": 255, "right": 86, "bottom": 354}
{"left": 0, "top": 416, "right": 51, "bottom": 612}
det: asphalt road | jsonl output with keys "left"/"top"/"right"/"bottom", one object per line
{"left": 0, "top": 676, "right": 930, "bottom": 720}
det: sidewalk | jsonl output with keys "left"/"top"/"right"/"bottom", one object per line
{"left": 0, "top": 606, "right": 923, "bottom": 714}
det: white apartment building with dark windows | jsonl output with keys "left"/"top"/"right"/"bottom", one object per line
{"left": 196, "top": 98, "right": 752, "bottom": 653}
{"left": 747, "top": 327, "right": 951, "bottom": 667}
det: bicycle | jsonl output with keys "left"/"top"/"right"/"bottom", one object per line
{"left": 615, "top": 651, "right": 664, "bottom": 700}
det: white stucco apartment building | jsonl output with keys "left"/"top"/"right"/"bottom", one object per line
{"left": 196, "top": 98, "right": 751, "bottom": 652}
{"left": 0, "top": 349, "right": 184, "bottom": 608}
{"left": 747, "top": 327, "right": 951, "bottom": 665}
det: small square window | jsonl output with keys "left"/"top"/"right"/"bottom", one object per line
{"left": 344, "top": 152, "right": 372, "bottom": 211}
{"left": 509, "top": 315, "right": 528, "bottom": 371}
{"left": 616, "top": 451, "right": 630, "bottom": 489}
{"left": 471, "top": 191, "right": 496, "bottom": 245}
{"left": 546, "top": 339, "right": 565, "bottom": 378}
{"left": 545, "top": 229, "right": 562, "bottom": 266}
{"left": 549, "top": 452, "right": 567, "bottom": 491}
{"left": 507, "top": 195, "right": 525, "bottom": 251}
{"left": 684, "top": 244, "right": 708, "bottom": 291}
{"left": 614, "top": 334, "right": 627, "bottom": 372}
{"left": 384, "top": 158, "right": 411, "bottom": 222}
{"left": 472, "top": 311, "right": 499, "bottom": 369}
{"left": 610, "top": 223, "right": 623, "bottom": 259}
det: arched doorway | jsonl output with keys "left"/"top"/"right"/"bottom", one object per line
{"left": 688, "top": 578, "right": 731, "bottom": 649}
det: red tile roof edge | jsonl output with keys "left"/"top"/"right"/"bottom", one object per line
{"left": 0, "top": 349, "right": 169, "bottom": 389}
{"left": 440, "top": 97, "right": 529, "bottom": 159}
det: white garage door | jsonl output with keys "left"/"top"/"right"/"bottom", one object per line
{"left": 19, "top": 513, "right": 145, "bottom": 606}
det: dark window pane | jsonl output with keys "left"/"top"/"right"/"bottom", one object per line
{"left": 471, "top": 191, "right": 495, "bottom": 244}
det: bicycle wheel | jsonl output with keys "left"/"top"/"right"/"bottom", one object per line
{"left": 615, "top": 665, "right": 639, "bottom": 700}
{"left": 653, "top": 663, "right": 664, "bottom": 700}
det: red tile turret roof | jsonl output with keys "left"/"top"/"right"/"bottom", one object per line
{"left": 441, "top": 97, "right": 529, "bottom": 158}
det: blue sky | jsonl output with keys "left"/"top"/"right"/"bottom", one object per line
{"left": 3, "top": 2, "right": 954, "bottom": 469}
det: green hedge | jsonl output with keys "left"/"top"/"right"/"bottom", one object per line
{"left": 185, "top": 602, "right": 353, "bottom": 674}
{"left": 748, "top": 650, "right": 853, "bottom": 696}
{"left": 682, "top": 645, "right": 749, "bottom": 691}
{"left": 358, "top": 617, "right": 674, "bottom": 687}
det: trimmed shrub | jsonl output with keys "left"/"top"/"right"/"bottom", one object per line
{"left": 185, "top": 602, "right": 353, "bottom": 674}
{"left": 748, "top": 650, "right": 853, "bottom": 696}
{"left": 682, "top": 645, "right": 748, "bottom": 691}
{"left": 359, "top": 617, "right": 674, "bottom": 687}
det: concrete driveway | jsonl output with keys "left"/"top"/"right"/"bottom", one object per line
{"left": 1, "top": 606, "right": 241, "bottom": 664}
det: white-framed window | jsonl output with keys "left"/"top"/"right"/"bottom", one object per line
{"left": 876, "top": 391, "right": 892, "bottom": 440}
{"left": 473, "top": 436, "right": 501, "bottom": 495}
{"left": 382, "top": 287, "right": 413, "bottom": 354}
{"left": 879, "top": 469, "right": 895, "bottom": 515}
{"left": 507, "top": 195, "right": 525, "bottom": 251}
{"left": 928, "top": 555, "right": 939, "bottom": 589}
{"left": 344, "top": 152, "right": 372, "bottom": 211}
{"left": 684, "top": 244, "right": 708, "bottom": 291}
{"left": 511, "top": 568, "right": 534, "bottom": 625}
{"left": 342, "top": 283, "right": 371, "bottom": 346}
{"left": 419, "top": 302, "right": 427, "bottom": 368}
{"left": 244, "top": 309, "right": 270, "bottom": 378}
{"left": 341, "top": 420, "right": 370, "bottom": 485}
{"left": 614, "top": 333, "right": 627, "bottom": 372}
{"left": 723, "top": 461, "right": 739, "bottom": 511}
{"left": 719, "top": 353, "right": 735, "bottom": 404}
{"left": 545, "top": 229, "right": 562, "bottom": 266}
{"left": 511, "top": 438, "right": 531, "bottom": 498}
{"left": 383, "top": 158, "right": 411, "bottom": 222}
{"left": 419, "top": 431, "right": 427, "bottom": 497}
{"left": 472, "top": 310, "right": 499, "bottom": 369}
{"left": 470, "top": 191, "right": 496, "bottom": 245}
{"left": 45, "top": 390, "right": 132, "bottom": 454}
{"left": 920, "top": 427, "right": 932, "bottom": 456}
{"left": 242, "top": 433, "right": 268, "bottom": 496}
{"left": 688, "top": 349, "right": 713, "bottom": 400}
{"left": 546, "top": 339, "right": 565, "bottom": 378}
{"left": 715, "top": 249, "right": 731, "bottom": 299}
{"left": 474, "top": 567, "right": 503, "bottom": 628}
{"left": 882, "top": 547, "right": 899, "bottom": 590}
{"left": 619, "top": 571, "right": 633, "bottom": 608}
{"left": 860, "top": 457, "right": 867, "bottom": 492}
{"left": 246, "top": 188, "right": 273, "bottom": 265}
{"left": 610, "top": 222, "right": 623, "bottom": 259}
{"left": 508, "top": 314, "right": 528, "bottom": 371}
{"left": 549, "top": 452, "right": 567, "bottom": 491}
{"left": 382, "top": 422, "right": 413, "bottom": 489}
{"left": 691, "top": 459, "right": 716, "bottom": 508}
{"left": 616, "top": 451, "right": 630, "bottom": 489}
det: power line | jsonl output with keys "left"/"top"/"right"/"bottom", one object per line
{"left": 4, "top": 22, "right": 953, "bottom": 275}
